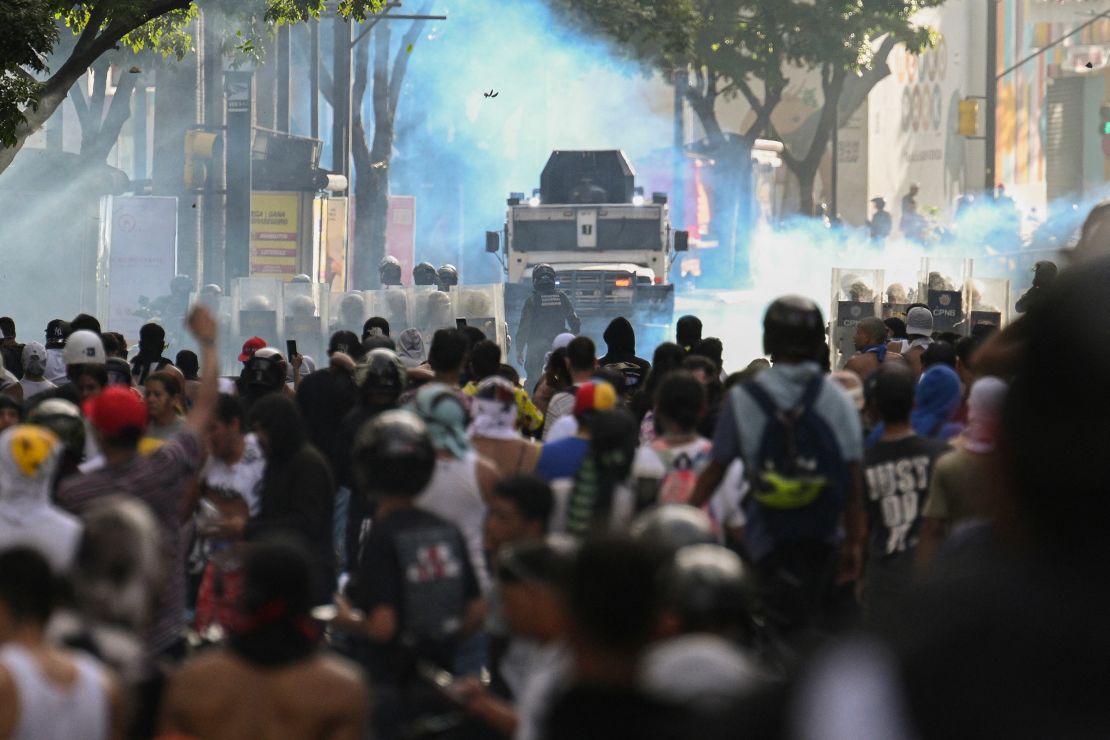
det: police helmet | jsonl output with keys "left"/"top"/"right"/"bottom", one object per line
{"left": 352, "top": 409, "right": 436, "bottom": 498}
{"left": 201, "top": 283, "right": 223, "bottom": 296}
{"left": 762, "top": 296, "right": 825, "bottom": 360}
{"left": 629, "top": 504, "right": 717, "bottom": 552}
{"left": 355, "top": 348, "right": 407, "bottom": 398}
{"left": 286, "top": 294, "right": 317, "bottom": 317}
{"left": 291, "top": 273, "right": 312, "bottom": 284}
{"left": 661, "top": 544, "right": 754, "bottom": 635}
{"left": 437, "top": 264, "right": 459, "bottom": 289}
{"left": 532, "top": 264, "right": 557, "bottom": 291}
{"left": 413, "top": 262, "right": 439, "bottom": 286}
{"left": 380, "top": 256, "right": 403, "bottom": 286}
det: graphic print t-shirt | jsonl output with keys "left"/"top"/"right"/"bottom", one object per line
{"left": 863, "top": 435, "right": 949, "bottom": 566}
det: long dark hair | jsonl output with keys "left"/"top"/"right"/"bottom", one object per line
{"left": 632, "top": 342, "right": 686, "bottom": 421}
{"left": 566, "top": 410, "right": 639, "bottom": 536}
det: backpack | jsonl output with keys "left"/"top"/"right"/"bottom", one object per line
{"left": 740, "top": 376, "right": 849, "bottom": 545}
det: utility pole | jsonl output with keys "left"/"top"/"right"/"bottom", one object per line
{"left": 985, "top": 0, "right": 998, "bottom": 194}
{"left": 331, "top": 14, "right": 352, "bottom": 196}
{"left": 672, "top": 67, "right": 686, "bottom": 230}
{"left": 224, "top": 71, "right": 253, "bottom": 283}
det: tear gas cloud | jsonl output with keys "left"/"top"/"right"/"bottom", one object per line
{"left": 0, "top": 0, "right": 1099, "bottom": 369}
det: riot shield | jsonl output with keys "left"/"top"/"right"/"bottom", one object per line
{"left": 450, "top": 285, "right": 507, "bottom": 351}
{"left": 830, "top": 268, "right": 883, "bottom": 369}
{"left": 411, "top": 286, "right": 456, "bottom": 347}
{"left": 282, "top": 281, "right": 330, "bottom": 363}
{"left": 920, "top": 258, "right": 970, "bottom": 335}
{"left": 330, "top": 290, "right": 370, "bottom": 337}
{"left": 366, "top": 286, "right": 413, "bottom": 337}
{"left": 232, "top": 278, "right": 283, "bottom": 354}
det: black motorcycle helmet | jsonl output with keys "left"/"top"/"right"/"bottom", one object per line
{"left": 532, "top": 264, "right": 557, "bottom": 293}
{"left": 413, "top": 262, "right": 439, "bottom": 286}
{"left": 661, "top": 544, "right": 755, "bottom": 639}
{"left": 244, "top": 348, "right": 286, "bottom": 390}
{"left": 380, "top": 256, "right": 403, "bottom": 286}
{"left": 437, "top": 264, "right": 459, "bottom": 290}
{"left": 352, "top": 409, "right": 436, "bottom": 498}
{"left": 356, "top": 348, "right": 407, "bottom": 400}
{"left": 762, "top": 295, "right": 825, "bottom": 361}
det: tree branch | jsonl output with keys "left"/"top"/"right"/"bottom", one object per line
{"left": 387, "top": 0, "right": 433, "bottom": 123}
{"left": 84, "top": 71, "right": 137, "bottom": 160}
{"left": 68, "top": 79, "right": 91, "bottom": 132}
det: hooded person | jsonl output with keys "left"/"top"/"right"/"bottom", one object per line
{"left": 396, "top": 327, "right": 427, "bottom": 369}
{"left": 865, "top": 363, "right": 963, "bottom": 447}
{"left": 18, "top": 342, "right": 55, "bottom": 401}
{"left": 246, "top": 394, "right": 335, "bottom": 605}
{"left": 411, "top": 383, "right": 501, "bottom": 594}
{"left": 131, "top": 323, "right": 173, "bottom": 385}
{"left": 0, "top": 425, "right": 83, "bottom": 572}
{"left": 676, "top": 315, "right": 703, "bottom": 354}
{"left": 599, "top": 317, "right": 651, "bottom": 396}
{"left": 910, "top": 364, "right": 964, "bottom": 441}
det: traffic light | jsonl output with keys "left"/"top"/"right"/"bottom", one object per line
{"left": 1100, "top": 103, "right": 1110, "bottom": 136}
{"left": 958, "top": 99, "right": 980, "bottom": 137}
{"left": 184, "top": 129, "right": 220, "bottom": 189}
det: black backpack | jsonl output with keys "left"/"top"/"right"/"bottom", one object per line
{"left": 741, "top": 375, "right": 849, "bottom": 544}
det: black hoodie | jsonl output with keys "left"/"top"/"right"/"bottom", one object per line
{"left": 598, "top": 317, "right": 650, "bottom": 393}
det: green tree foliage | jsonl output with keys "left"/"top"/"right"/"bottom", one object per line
{"left": 551, "top": 0, "right": 943, "bottom": 215}
{"left": 0, "top": 0, "right": 385, "bottom": 173}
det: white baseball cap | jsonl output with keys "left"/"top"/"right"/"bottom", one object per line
{"left": 62, "top": 330, "right": 106, "bottom": 366}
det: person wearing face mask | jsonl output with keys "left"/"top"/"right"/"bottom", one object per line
{"left": 18, "top": 343, "right": 56, "bottom": 402}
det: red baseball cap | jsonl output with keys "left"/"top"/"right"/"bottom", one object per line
{"left": 83, "top": 386, "right": 149, "bottom": 440}
{"left": 239, "top": 336, "right": 266, "bottom": 363}
{"left": 574, "top": 381, "right": 618, "bottom": 418}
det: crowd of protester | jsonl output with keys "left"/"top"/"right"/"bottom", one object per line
{"left": 1, "top": 220, "right": 1109, "bottom": 739}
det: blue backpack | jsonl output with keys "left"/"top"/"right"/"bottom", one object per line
{"left": 741, "top": 376, "right": 849, "bottom": 546}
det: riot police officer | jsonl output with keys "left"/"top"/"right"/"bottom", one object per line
{"left": 515, "top": 263, "right": 580, "bottom": 387}
{"left": 413, "top": 261, "right": 439, "bottom": 287}
{"left": 437, "top": 264, "right": 459, "bottom": 292}
{"left": 380, "top": 256, "right": 403, "bottom": 287}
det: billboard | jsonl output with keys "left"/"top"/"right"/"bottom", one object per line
{"left": 385, "top": 195, "right": 416, "bottom": 285}
{"left": 323, "top": 197, "right": 349, "bottom": 292}
{"left": 249, "top": 191, "right": 300, "bottom": 279}
{"left": 107, "top": 196, "right": 178, "bottom": 345}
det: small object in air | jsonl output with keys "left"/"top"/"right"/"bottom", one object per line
{"left": 484, "top": 89, "right": 499, "bottom": 98}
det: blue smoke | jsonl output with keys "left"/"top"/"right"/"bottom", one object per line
{"left": 385, "top": 0, "right": 673, "bottom": 283}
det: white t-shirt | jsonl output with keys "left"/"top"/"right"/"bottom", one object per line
{"left": 200, "top": 433, "right": 265, "bottom": 515}
{"left": 18, "top": 377, "right": 56, "bottom": 401}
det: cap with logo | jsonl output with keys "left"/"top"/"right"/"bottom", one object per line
{"left": 239, "top": 336, "right": 267, "bottom": 363}
{"left": 62, "top": 330, "right": 106, "bottom": 366}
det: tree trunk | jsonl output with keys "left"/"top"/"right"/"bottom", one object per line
{"left": 349, "top": 2, "right": 433, "bottom": 289}
{"left": 795, "top": 165, "right": 818, "bottom": 217}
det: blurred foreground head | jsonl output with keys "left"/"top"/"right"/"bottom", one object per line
{"left": 1003, "top": 254, "right": 1110, "bottom": 563}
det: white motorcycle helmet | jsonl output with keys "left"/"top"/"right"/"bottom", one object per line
{"left": 62, "top": 330, "right": 106, "bottom": 366}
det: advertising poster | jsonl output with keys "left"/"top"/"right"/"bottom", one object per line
{"left": 108, "top": 196, "right": 179, "bottom": 345}
{"left": 324, "top": 197, "right": 349, "bottom": 292}
{"left": 385, "top": 195, "right": 416, "bottom": 285}
{"left": 250, "top": 191, "right": 300, "bottom": 279}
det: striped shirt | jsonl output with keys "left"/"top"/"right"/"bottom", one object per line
{"left": 56, "top": 431, "right": 203, "bottom": 666}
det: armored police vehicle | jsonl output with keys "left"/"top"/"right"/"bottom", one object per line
{"left": 487, "top": 150, "right": 688, "bottom": 353}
